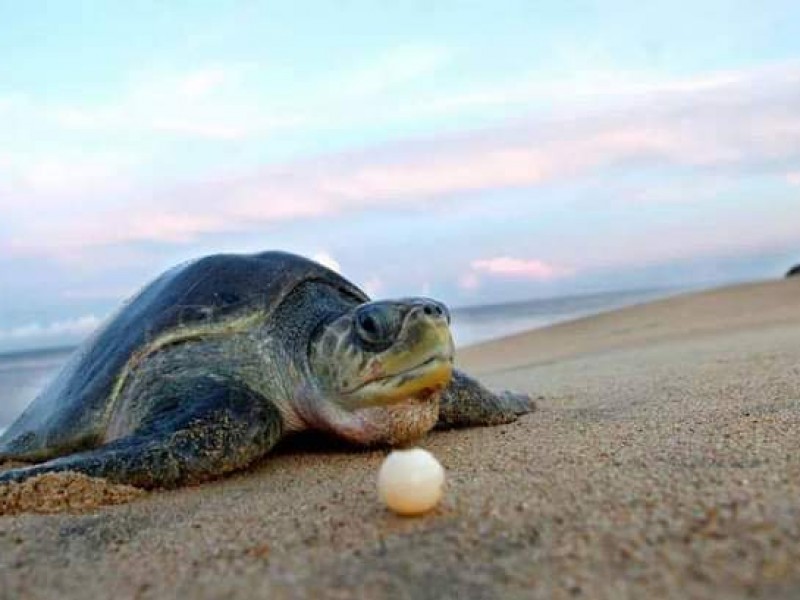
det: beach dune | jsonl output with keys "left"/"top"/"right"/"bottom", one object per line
{"left": 1, "top": 279, "right": 800, "bottom": 599}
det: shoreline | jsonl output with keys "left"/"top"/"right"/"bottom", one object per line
{"left": 0, "top": 282, "right": 688, "bottom": 359}
{"left": 2, "top": 277, "right": 800, "bottom": 598}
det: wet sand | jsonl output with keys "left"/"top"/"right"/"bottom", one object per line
{"left": 1, "top": 278, "right": 800, "bottom": 599}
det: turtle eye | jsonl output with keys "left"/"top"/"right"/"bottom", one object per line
{"left": 355, "top": 305, "right": 395, "bottom": 349}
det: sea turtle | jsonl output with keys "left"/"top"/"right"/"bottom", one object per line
{"left": 0, "top": 251, "right": 534, "bottom": 489}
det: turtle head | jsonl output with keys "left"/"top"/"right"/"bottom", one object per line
{"left": 306, "top": 298, "right": 455, "bottom": 445}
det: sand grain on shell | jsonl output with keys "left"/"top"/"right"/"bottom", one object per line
{"left": 0, "top": 470, "right": 146, "bottom": 516}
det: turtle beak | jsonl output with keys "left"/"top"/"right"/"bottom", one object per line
{"left": 378, "top": 303, "right": 453, "bottom": 381}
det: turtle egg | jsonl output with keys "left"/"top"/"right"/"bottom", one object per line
{"left": 378, "top": 448, "right": 445, "bottom": 516}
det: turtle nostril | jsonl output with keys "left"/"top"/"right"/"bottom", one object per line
{"left": 423, "top": 304, "right": 435, "bottom": 316}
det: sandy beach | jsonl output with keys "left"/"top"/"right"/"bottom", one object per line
{"left": 2, "top": 278, "right": 800, "bottom": 599}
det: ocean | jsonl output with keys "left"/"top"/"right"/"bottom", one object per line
{"left": 0, "top": 287, "right": 676, "bottom": 434}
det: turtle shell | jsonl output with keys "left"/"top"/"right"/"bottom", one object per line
{"left": 0, "top": 251, "right": 368, "bottom": 457}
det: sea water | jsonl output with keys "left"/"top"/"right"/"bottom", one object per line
{"left": 0, "top": 287, "right": 676, "bottom": 434}
{"left": 0, "top": 347, "right": 73, "bottom": 437}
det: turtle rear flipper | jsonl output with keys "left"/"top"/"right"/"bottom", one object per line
{"left": 436, "top": 369, "right": 537, "bottom": 429}
{"left": 0, "top": 377, "right": 283, "bottom": 489}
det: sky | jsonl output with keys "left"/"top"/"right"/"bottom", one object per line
{"left": 1, "top": 0, "right": 799, "bottom": 352}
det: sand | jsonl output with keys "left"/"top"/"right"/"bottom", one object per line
{"left": 0, "top": 471, "right": 145, "bottom": 516}
{"left": 1, "top": 278, "right": 799, "bottom": 599}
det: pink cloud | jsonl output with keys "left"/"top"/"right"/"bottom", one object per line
{"left": 311, "top": 251, "right": 342, "bottom": 273}
{"left": 5, "top": 62, "right": 800, "bottom": 259}
{"left": 361, "top": 276, "right": 384, "bottom": 297}
{"left": 470, "top": 257, "right": 574, "bottom": 280}
{"left": 458, "top": 272, "right": 481, "bottom": 291}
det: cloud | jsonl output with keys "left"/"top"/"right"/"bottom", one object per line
{"left": 410, "top": 68, "right": 751, "bottom": 119}
{"left": 361, "top": 276, "right": 384, "bottom": 297}
{"left": 46, "top": 47, "right": 453, "bottom": 144}
{"left": 175, "top": 67, "right": 233, "bottom": 97}
{"left": 311, "top": 251, "right": 342, "bottom": 273}
{"left": 0, "top": 315, "right": 101, "bottom": 341}
{"left": 0, "top": 153, "right": 137, "bottom": 199}
{"left": 327, "top": 45, "right": 455, "bottom": 99}
{"left": 61, "top": 286, "right": 138, "bottom": 301}
{"left": 5, "top": 62, "right": 800, "bottom": 260}
{"left": 0, "top": 95, "right": 24, "bottom": 113}
{"left": 51, "top": 64, "right": 302, "bottom": 141}
{"left": 458, "top": 272, "right": 481, "bottom": 291}
{"left": 470, "top": 257, "right": 574, "bottom": 280}
{"left": 461, "top": 257, "right": 574, "bottom": 291}
{"left": 787, "top": 172, "right": 800, "bottom": 186}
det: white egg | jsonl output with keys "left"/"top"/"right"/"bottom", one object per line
{"left": 378, "top": 448, "right": 445, "bottom": 516}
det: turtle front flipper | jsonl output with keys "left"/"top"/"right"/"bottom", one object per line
{"left": 436, "top": 369, "right": 537, "bottom": 429}
{"left": 0, "top": 376, "right": 283, "bottom": 489}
